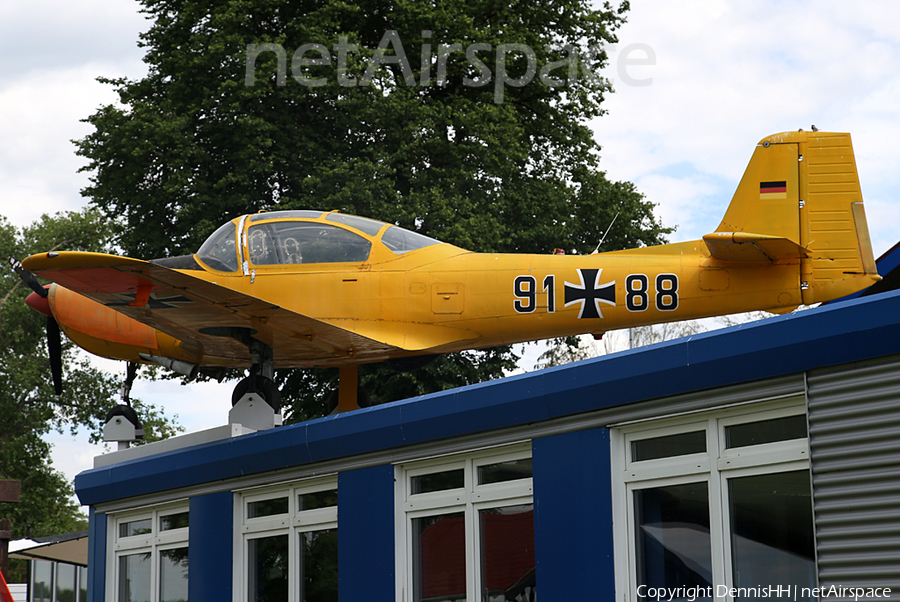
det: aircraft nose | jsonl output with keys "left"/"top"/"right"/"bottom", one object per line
{"left": 26, "top": 288, "right": 53, "bottom": 317}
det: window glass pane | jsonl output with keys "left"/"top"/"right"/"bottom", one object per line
{"left": 325, "top": 212, "right": 387, "bottom": 236}
{"left": 247, "top": 222, "right": 371, "bottom": 265}
{"left": 57, "top": 563, "right": 76, "bottom": 602}
{"left": 477, "top": 458, "right": 533, "bottom": 485}
{"left": 250, "top": 210, "right": 323, "bottom": 222}
{"left": 160, "top": 511, "right": 189, "bottom": 531}
{"left": 635, "top": 482, "right": 713, "bottom": 601}
{"left": 298, "top": 489, "right": 337, "bottom": 511}
{"left": 725, "top": 415, "right": 807, "bottom": 449}
{"left": 248, "top": 496, "right": 289, "bottom": 518}
{"left": 728, "top": 470, "right": 815, "bottom": 601}
{"left": 119, "top": 518, "right": 152, "bottom": 538}
{"left": 479, "top": 505, "right": 535, "bottom": 602}
{"left": 160, "top": 547, "right": 189, "bottom": 602}
{"left": 411, "top": 469, "right": 464, "bottom": 494}
{"left": 248, "top": 534, "right": 288, "bottom": 602}
{"left": 118, "top": 552, "right": 152, "bottom": 602}
{"left": 632, "top": 431, "right": 706, "bottom": 462}
{"left": 196, "top": 221, "right": 239, "bottom": 272}
{"left": 299, "top": 529, "right": 339, "bottom": 602}
{"left": 412, "top": 512, "right": 466, "bottom": 602}
{"left": 32, "top": 560, "right": 53, "bottom": 602}
{"left": 381, "top": 226, "right": 441, "bottom": 254}
{"left": 78, "top": 566, "right": 88, "bottom": 602}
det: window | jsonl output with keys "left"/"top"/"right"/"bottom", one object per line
{"left": 398, "top": 444, "right": 535, "bottom": 602}
{"left": 381, "top": 226, "right": 441, "bottom": 254}
{"left": 30, "top": 560, "right": 87, "bottom": 602}
{"left": 612, "top": 402, "right": 814, "bottom": 602}
{"left": 110, "top": 504, "right": 189, "bottom": 602}
{"left": 246, "top": 222, "right": 371, "bottom": 265}
{"left": 196, "top": 221, "right": 239, "bottom": 272}
{"left": 325, "top": 212, "right": 387, "bottom": 236}
{"left": 238, "top": 478, "right": 338, "bottom": 602}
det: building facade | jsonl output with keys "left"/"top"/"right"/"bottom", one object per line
{"left": 76, "top": 290, "right": 900, "bottom": 602}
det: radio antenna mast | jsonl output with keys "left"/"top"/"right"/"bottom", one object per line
{"left": 593, "top": 212, "right": 619, "bottom": 254}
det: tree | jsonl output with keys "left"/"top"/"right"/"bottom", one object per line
{"left": 75, "top": 0, "right": 672, "bottom": 418}
{"left": 535, "top": 311, "right": 793, "bottom": 370}
{"left": 0, "top": 209, "right": 182, "bottom": 557}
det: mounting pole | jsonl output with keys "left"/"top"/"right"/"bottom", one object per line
{"left": 0, "top": 480, "right": 20, "bottom": 581}
{"left": 337, "top": 365, "right": 358, "bottom": 413}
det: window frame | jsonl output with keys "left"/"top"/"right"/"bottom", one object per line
{"left": 395, "top": 443, "right": 534, "bottom": 602}
{"left": 611, "top": 400, "right": 812, "bottom": 602}
{"left": 107, "top": 502, "right": 190, "bottom": 602}
{"left": 233, "top": 476, "right": 339, "bottom": 602}
{"left": 30, "top": 559, "right": 88, "bottom": 602}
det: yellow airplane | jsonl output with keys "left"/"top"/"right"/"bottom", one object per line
{"left": 19, "top": 131, "right": 880, "bottom": 412}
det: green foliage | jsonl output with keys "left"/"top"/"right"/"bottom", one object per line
{"left": 0, "top": 210, "right": 181, "bottom": 540}
{"left": 75, "top": 0, "right": 672, "bottom": 417}
{"left": 533, "top": 335, "right": 593, "bottom": 370}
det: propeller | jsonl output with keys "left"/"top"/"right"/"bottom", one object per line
{"left": 8, "top": 256, "right": 46, "bottom": 297}
{"left": 8, "top": 257, "right": 63, "bottom": 395}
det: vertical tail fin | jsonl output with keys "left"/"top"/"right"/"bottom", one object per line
{"left": 704, "top": 131, "right": 880, "bottom": 303}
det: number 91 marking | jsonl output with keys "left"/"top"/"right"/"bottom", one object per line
{"left": 514, "top": 275, "right": 555, "bottom": 313}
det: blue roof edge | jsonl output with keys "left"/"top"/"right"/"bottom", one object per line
{"left": 75, "top": 289, "right": 900, "bottom": 506}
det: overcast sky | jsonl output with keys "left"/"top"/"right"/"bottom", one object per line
{"left": 3, "top": 0, "right": 900, "bottom": 488}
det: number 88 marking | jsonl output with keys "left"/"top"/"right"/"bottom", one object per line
{"left": 625, "top": 274, "right": 649, "bottom": 311}
{"left": 626, "top": 273, "right": 678, "bottom": 312}
{"left": 655, "top": 274, "right": 678, "bottom": 311}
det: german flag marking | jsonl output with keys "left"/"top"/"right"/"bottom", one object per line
{"left": 760, "top": 180, "right": 787, "bottom": 199}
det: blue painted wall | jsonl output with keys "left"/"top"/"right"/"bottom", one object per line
{"left": 338, "top": 464, "right": 395, "bottom": 602}
{"left": 533, "top": 428, "right": 615, "bottom": 600}
{"left": 76, "top": 290, "right": 900, "bottom": 508}
{"left": 86, "top": 508, "right": 107, "bottom": 602}
{"left": 189, "top": 491, "right": 234, "bottom": 602}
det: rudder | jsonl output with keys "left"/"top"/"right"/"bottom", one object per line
{"left": 794, "top": 131, "right": 879, "bottom": 303}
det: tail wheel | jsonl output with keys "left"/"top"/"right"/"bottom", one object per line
{"left": 232, "top": 376, "right": 282, "bottom": 412}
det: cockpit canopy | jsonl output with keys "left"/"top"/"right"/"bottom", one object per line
{"left": 196, "top": 210, "right": 441, "bottom": 272}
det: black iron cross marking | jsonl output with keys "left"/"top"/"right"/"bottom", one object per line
{"left": 564, "top": 268, "right": 616, "bottom": 319}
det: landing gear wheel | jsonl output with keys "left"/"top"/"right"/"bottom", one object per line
{"left": 232, "top": 376, "right": 282, "bottom": 412}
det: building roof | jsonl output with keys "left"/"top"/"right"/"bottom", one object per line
{"left": 9, "top": 531, "right": 89, "bottom": 566}
{"left": 75, "top": 289, "right": 900, "bottom": 506}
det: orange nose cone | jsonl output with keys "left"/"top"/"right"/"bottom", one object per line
{"left": 26, "top": 289, "right": 53, "bottom": 317}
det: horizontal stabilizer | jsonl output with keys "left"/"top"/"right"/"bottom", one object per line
{"left": 702, "top": 232, "right": 810, "bottom": 263}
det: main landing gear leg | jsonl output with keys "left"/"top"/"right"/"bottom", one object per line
{"left": 230, "top": 340, "right": 283, "bottom": 430}
{"left": 327, "top": 365, "right": 371, "bottom": 415}
{"left": 337, "top": 365, "right": 358, "bottom": 414}
{"left": 103, "top": 362, "right": 144, "bottom": 450}
{"left": 231, "top": 340, "right": 282, "bottom": 412}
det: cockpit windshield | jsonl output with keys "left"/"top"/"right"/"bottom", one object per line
{"left": 196, "top": 221, "right": 239, "bottom": 272}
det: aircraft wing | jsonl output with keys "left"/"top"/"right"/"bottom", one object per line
{"left": 22, "top": 251, "right": 467, "bottom": 367}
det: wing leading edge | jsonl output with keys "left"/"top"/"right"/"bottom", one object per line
{"left": 22, "top": 251, "right": 475, "bottom": 367}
